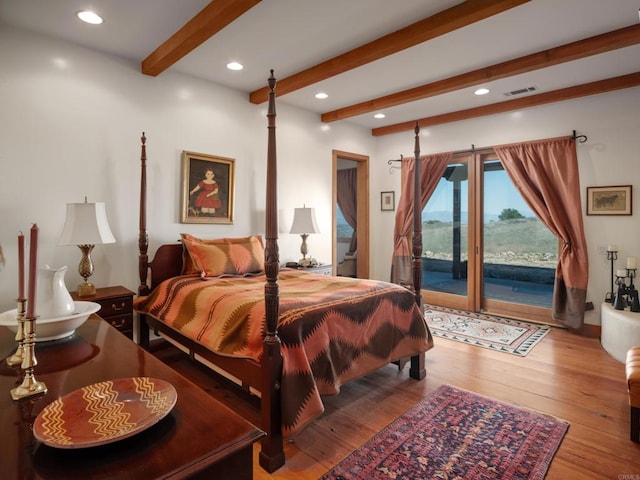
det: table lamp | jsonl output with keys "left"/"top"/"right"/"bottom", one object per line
{"left": 289, "top": 205, "right": 319, "bottom": 267}
{"left": 59, "top": 198, "right": 115, "bottom": 296}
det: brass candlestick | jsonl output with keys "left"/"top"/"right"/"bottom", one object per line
{"left": 6, "top": 298, "right": 26, "bottom": 366}
{"left": 10, "top": 313, "right": 47, "bottom": 400}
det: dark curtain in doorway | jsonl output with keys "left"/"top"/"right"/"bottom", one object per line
{"left": 337, "top": 168, "right": 358, "bottom": 253}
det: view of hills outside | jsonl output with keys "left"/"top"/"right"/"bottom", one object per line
{"left": 422, "top": 217, "right": 558, "bottom": 268}
{"left": 423, "top": 169, "right": 558, "bottom": 268}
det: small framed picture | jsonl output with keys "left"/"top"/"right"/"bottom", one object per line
{"left": 381, "top": 191, "right": 395, "bottom": 211}
{"left": 586, "top": 185, "right": 632, "bottom": 216}
{"left": 181, "top": 151, "right": 235, "bottom": 224}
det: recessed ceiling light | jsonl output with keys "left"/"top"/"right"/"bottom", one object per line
{"left": 374, "top": 113, "right": 386, "bottom": 119}
{"left": 474, "top": 88, "right": 490, "bottom": 95}
{"left": 315, "top": 92, "right": 328, "bottom": 99}
{"left": 77, "top": 11, "right": 103, "bottom": 25}
{"left": 226, "top": 62, "right": 243, "bottom": 71}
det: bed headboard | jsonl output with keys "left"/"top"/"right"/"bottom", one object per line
{"left": 145, "top": 243, "right": 183, "bottom": 294}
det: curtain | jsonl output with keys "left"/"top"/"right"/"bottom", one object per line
{"left": 391, "top": 153, "right": 452, "bottom": 286}
{"left": 494, "top": 136, "right": 588, "bottom": 330}
{"left": 337, "top": 168, "right": 358, "bottom": 253}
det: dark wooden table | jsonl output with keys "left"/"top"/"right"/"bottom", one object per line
{"left": 0, "top": 316, "right": 264, "bottom": 479}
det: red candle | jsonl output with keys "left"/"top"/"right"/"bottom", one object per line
{"left": 26, "top": 224, "right": 38, "bottom": 319}
{"left": 18, "top": 232, "right": 25, "bottom": 299}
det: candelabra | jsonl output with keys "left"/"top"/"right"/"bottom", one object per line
{"left": 613, "top": 268, "right": 640, "bottom": 312}
{"left": 605, "top": 247, "right": 618, "bottom": 303}
{"left": 6, "top": 298, "right": 26, "bottom": 366}
{"left": 10, "top": 224, "right": 47, "bottom": 400}
{"left": 10, "top": 313, "right": 47, "bottom": 401}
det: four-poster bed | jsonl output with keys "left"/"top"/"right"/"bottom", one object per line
{"left": 134, "top": 72, "right": 432, "bottom": 472}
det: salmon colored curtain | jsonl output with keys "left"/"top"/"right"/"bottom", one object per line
{"left": 494, "top": 136, "right": 588, "bottom": 330}
{"left": 391, "top": 153, "right": 452, "bottom": 286}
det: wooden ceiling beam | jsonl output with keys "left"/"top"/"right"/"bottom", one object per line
{"left": 142, "top": 0, "right": 261, "bottom": 77}
{"left": 248, "top": 0, "right": 531, "bottom": 104}
{"left": 324, "top": 24, "right": 640, "bottom": 123}
{"left": 371, "top": 72, "right": 640, "bottom": 136}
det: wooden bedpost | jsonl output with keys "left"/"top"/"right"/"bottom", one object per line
{"left": 138, "top": 132, "right": 150, "bottom": 349}
{"left": 411, "top": 122, "right": 423, "bottom": 305}
{"left": 138, "top": 132, "right": 149, "bottom": 296}
{"left": 260, "top": 70, "right": 285, "bottom": 472}
{"left": 410, "top": 122, "right": 426, "bottom": 380}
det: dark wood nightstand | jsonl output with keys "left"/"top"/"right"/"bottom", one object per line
{"left": 300, "top": 264, "right": 333, "bottom": 275}
{"left": 71, "top": 286, "right": 135, "bottom": 338}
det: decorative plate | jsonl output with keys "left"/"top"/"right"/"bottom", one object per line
{"left": 33, "top": 377, "right": 177, "bottom": 448}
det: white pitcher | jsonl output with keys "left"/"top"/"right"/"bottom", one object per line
{"left": 35, "top": 265, "right": 75, "bottom": 319}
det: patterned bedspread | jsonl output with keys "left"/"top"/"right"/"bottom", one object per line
{"left": 134, "top": 269, "right": 433, "bottom": 435}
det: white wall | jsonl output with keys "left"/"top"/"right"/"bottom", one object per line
{"left": 372, "top": 88, "right": 640, "bottom": 326}
{"left": 0, "top": 26, "right": 375, "bottom": 312}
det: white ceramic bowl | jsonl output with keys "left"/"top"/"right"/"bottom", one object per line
{"left": 0, "top": 301, "right": 101, "bottom": 342}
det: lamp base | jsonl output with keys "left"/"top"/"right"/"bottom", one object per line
{"left": 298, "top": 257, "right": 312, "bottom": 268}
{"left": 76, "top": 281, "right": 96, "bottom": 297}
{"left": 298, "top": 257, "right": 318, "bottom": 268}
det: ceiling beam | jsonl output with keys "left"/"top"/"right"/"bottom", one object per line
{"left": 323, "top": 24, "right": 640, "bottom": 123}
{"left": 248, "top": 0, "right": 531, "bottom": 104}
{"left": 141, "top": 0, "right": 261, "bottom": 77}
{"left": 371, "top": 72, "right": 640, "bottom": 136}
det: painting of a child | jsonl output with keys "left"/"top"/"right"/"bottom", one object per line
{"left": 181, "top": 152, "right": 235, "bottom": 224}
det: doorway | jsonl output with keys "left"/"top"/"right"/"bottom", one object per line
{"left": 421, "top": 151, "right": 558, "bottom": 324}
{"left": 332, "top": 150, "right": 369, "bottom": 278}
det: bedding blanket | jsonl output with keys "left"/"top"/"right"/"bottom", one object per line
{"left": 134, "top": 269, "right": 433, "bottom": 435}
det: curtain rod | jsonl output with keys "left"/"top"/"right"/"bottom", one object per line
{"left": 387, "top": 130, "right": 588, "bottom": 169}
{"left": 572, "top": 130, "right": 588, "bottom": 143}
{"left": 387, "top": 154, "right": 402, "bottom": 173}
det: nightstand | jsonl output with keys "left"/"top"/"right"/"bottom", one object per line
{"left": 300, "top": 264, "right": 333, "bottom": 275}
{"left": 71, "top": 286, "right": 135, "bottom": 338}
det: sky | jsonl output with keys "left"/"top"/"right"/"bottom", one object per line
{"left": 424, "top": 168, "right": 534, "bottom": 221}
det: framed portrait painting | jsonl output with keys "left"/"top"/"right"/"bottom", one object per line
{"left": 586, "top": 185, "right": 632, "bottom": 216}
{"left": 181, "top": 151, "right": 235, "bottom": 224}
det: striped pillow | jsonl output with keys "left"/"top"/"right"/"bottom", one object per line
{"left": 180, "top": 233, "right": 225, "bottom": 275}
{"left": 181, "top": 234, "right": 265, "bottom": 277}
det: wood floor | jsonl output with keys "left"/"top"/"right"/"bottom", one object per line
{"left": 154, "top": 326, "right": 640, "bottom": 479}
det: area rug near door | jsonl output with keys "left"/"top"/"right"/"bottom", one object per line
{"left": 424, "top": 305, "right": 550, "bottom": 356}
{"left": 321, "top": 384, "right": 569, "bottom": 480}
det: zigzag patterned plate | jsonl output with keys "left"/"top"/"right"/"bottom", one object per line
{"left": 33, "top": 377, "right": 177, "bottom": 448}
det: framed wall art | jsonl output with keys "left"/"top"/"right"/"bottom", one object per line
{"left": 586, "top": 185, "right": 632, "bottom": 216}
{"left": 181, "top": 151, "right": 235, "bottom": 224}
{"left": 381, "top": 191, "right": 395, "bottom": 211}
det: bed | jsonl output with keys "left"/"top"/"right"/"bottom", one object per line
{"left": 134, "top": 71, "right": 433, "bottom": 472}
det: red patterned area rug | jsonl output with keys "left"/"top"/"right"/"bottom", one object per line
{"left": 424, "top": 305, "right": 550, "bottom": 356}
{"left": 321, "top": 384, "right": 569, "bottom": 480}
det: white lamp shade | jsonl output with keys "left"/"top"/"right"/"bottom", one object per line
{"left": 289, "top": 207, "right": 319, "bottom": 235}
{"left": 59, "top": 202, "right": 116, "bottom": 245}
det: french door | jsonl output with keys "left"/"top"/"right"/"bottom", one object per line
{"left": 421, "top": 151, "right": 557, "bottom": 323}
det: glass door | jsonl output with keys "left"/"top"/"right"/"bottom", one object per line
{"left": 421, "top": 160, "right": 472, "bottom": 311}
{"left": 478, "top": 153, "right": 556, "bottom": 322}
{"left": 422, "top": 152, "right": 557, "bottom": 323}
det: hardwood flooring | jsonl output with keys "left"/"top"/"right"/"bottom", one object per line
{"left": 154, "top": 326, "right": 640, "bottom": 479}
